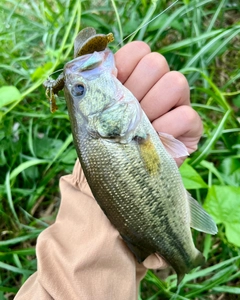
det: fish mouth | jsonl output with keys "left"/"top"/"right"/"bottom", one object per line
{"left": 64, "top": 49, "right": 115, "bottom": 77}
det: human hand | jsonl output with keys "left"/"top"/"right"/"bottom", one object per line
{"left": 113, "top": 41, "right": 203, "bottom": 271}
{"left": 115, "top": 41, "right": 203, "bottom": 166}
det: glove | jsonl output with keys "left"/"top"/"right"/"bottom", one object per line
{"left": 15, "top": 159, "right": 167, "bottom": 300}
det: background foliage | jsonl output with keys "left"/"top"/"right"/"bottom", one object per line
{"left": 0, "top": 0, "right": 240, "bottom": 299}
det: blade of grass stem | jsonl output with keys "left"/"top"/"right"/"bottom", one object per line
{"left": 110, "top": 0, "right": 123, "bottom": 45}
{"left": 0, "top": 231, "right": 42, "bottom": 246}
{"left": 9, "top": 159, "right": 49, "bottom": 181}
{"left": 151, "top": 0, "right": 213, "bottom": 47}
{"left": 206, "top": 27, "right": 240, "bottom": 64}
{"left": 200, "top": 160, "right": 225, "bottom": 185}
{"left": 185, "top": 27, "right": 240, "bottom": 68}
{"left": 185, "top": 266, "right": 236, "bottom": 297}
{"left": 5, "top": 172, "right": 19, "bottom": 223}
{"left": 181, "top": 255, "right": 240, "bottom": 284}
{"left": 45, "top": 133, "right": 73, "bottom": 170}
{"left": 0, "top": 262, "right": 33, "bottom": 276}
{"left": 159, "top": 29, "right": 223, "bottom": 53}
{"left": 190, "top": 109, "right": 232, "bottom": 166}
{"left": 206, "top": 0, "right": 225, "bottom": 33}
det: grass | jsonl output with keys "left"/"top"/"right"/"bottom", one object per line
{"left": 0, "top": 0, "right": 240, "bottom": 299}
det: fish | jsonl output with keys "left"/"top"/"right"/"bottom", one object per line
{"left": 44, "top": 27, "right": 218, "bottom": 284}
{"left": 61, "top": 35, "right": 218, "bottom": 284}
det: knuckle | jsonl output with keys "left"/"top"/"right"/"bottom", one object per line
{"left": 180, "top": 105, "right": 203, "bottom": 136}
{"left": 130, "top": 41, "right": 151, "bottom": 54}
{"left": 168, "top": 71, "right": 189, "bottom": 90}
{"left": 141, "top": 52, "right": 169, "bottom": 73}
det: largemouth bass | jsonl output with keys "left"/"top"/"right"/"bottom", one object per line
{"left": 45, "top": 28, "right": 218, "bottom": 283}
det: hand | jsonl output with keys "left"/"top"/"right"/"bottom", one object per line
{"left": 115, "top": 41, "right": 203, "bottom": 166}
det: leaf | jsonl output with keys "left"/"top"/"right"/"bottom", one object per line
{"left": 31, "top": 61, "right": 54, "bottom": 80}
{"left": 180, "top": 160, "right": 208, "bottom": 189}
{"left": 204, "top": 185, "right": 240, "bottom": 246}
{"left": 219, "top": 157, "right": 240, "bottom": 186}
{"left": 33, "top": 137, "right": 63, "bottom": 159}
{"left": 232, "top": 95, "right": 240, "bottom": 108}
{"left": 0, "top": 86, "right": 21, "bottom": 108}
{"left": 60, "top": 148, "right": 77, "bottom": 164}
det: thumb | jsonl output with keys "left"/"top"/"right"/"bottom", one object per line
{"left": 143, "top": 253, "right": 168, "bottom": 269}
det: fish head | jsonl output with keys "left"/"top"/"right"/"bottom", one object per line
{"left": 63, "top": 49, "right": 123, "bottom": 120}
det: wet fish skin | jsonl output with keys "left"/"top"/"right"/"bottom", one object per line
{"left": 63, "top": 49, "right": 216, "bottom": 283}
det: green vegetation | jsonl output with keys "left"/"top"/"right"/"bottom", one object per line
{"left": 0, "top": 0, "right": 239, "bottom": 299}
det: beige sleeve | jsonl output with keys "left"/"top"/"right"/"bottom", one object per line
{"left": 15, "top": 160, "right": 167, "bottom": 300}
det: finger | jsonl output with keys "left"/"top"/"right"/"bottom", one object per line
{"left": 143, "top": 253, "right": 168, "bottom": 270}
{"left": 141, "top": 71, "right": 190, "bottom": 122}
{"left": 114, "top": 41, "right": 151, "bottom": 84}
{"left": 152, "top": 105, "right": 203, "bottom": 152}
{"left": 123, "top": 52, "right": 169, "bottom": 101}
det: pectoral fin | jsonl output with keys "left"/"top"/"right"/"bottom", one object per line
{"left": 187, "top": 192, "right": 218, "bottom": 234}
{"left": 158, "top": 132, "right": 189, "bottom": 158}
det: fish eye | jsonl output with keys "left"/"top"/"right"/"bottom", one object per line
{"left": 71, "top": 83, "right": 85, "bottom": 97}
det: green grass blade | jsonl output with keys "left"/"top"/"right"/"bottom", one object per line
{"left": 190, "top": 109, "right": 232, "bottom": 166}
{"left": 9, "top": 159, "right": 49, "bottom": 181}
{"left": 0, "top": 262, "right": 33, "bottom": 276}
{"left": 0, "top": 232, "right": 42, "bottom": 246}
{"left": 181, "top": 255, "right": 240, "bottom": 284}
{"left": 111, "top": 0, "right": 123, "bottom": 45}
{"left": 200, "top": 160, "right": 225, "bottom": 185}
{"left": 159, "top": 29, "right": 223, "bottom": 53}
{"left": 185, "top": 27, "right": 240, "bottom": 68}
{"left": 206, "top": 0, "right": 225, "bottom": 33}
{"left": 45, "top": 134, "right": 73, "bottom": 170}
{"left": 206, "top": 27, "right": 240, "bottom": 64}
{"left": 213, "top": 285, "right": 240, "bottom": 294}
{"left": 5, "top": 172, "right": 19, "bottom": 223}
